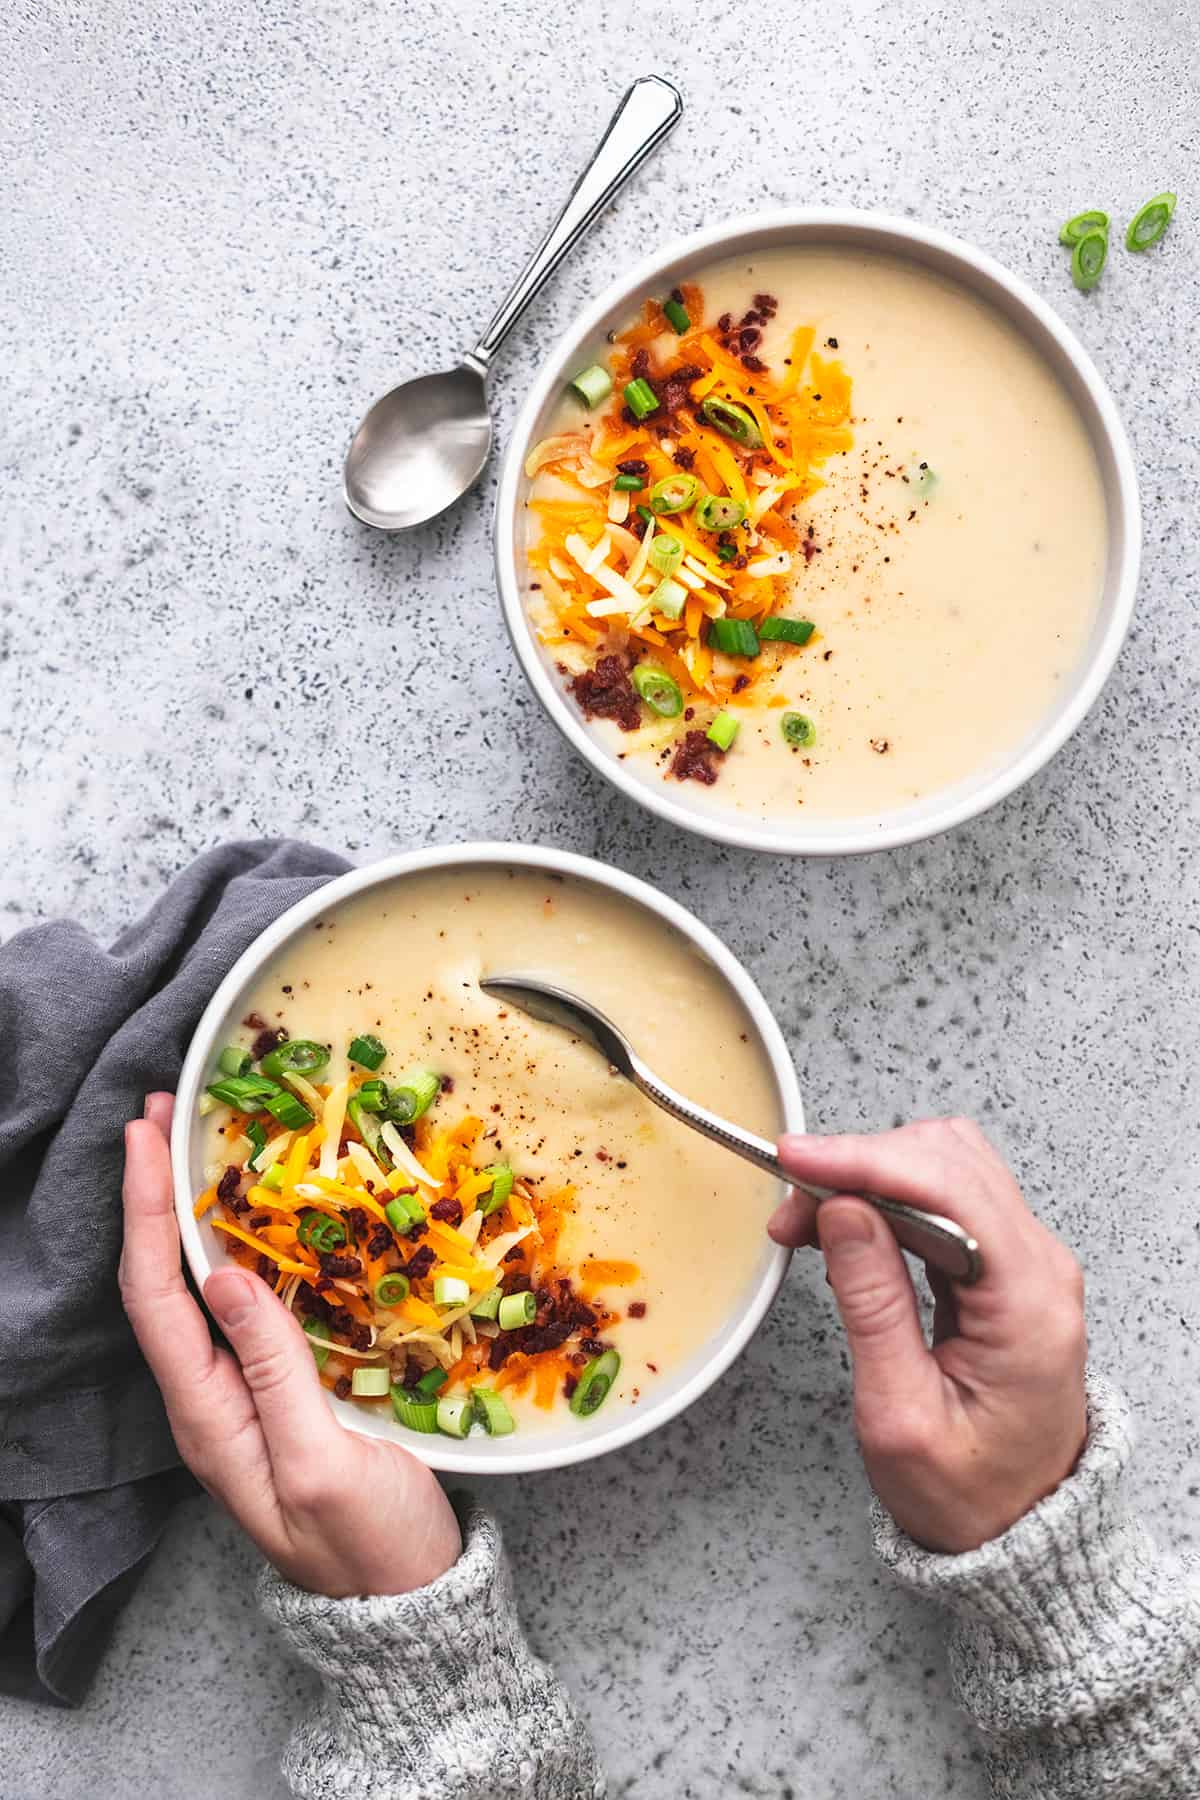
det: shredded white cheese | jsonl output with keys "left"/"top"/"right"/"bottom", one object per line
{"left": 606, "top": 487, "right": 630, "bottom": 525}
{"left": 380, "top": 1122, "right": 443, "bottom": 1189}
{"left": 344, "top": 1140, "right": 388, "bottom": 1188}
{"left": 318, "top": 1081, "right": 351, "bottom": 1180}
{"left": 282, "top": 1070, "right": 323, "bottom": 1112}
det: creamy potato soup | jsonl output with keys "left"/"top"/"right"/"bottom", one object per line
{"left": 196, "top": 867, "right": 781, "bottom": 1437}
{"left": 523, "top": 247, "right": 1107, "bottom": 822}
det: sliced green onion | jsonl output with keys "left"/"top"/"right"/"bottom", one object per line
{"left": 781, "top": 711, "right": 816, "bottom": 747}
{"left": 624, "top": 377, "right": 659, "bottom": 420}
{"left": 569, "top": 1349, "right": 620, "bottom": 1417}
{"left": 663, "top": 296, "right": 690, "bottom": 333}
{"left": 759, "top": 616, "right": 815, "bottom": 646}
{"left": 245, "top": 1118, "right": 267, "bottom": 1165}
{"left": 647, "top": 534, "right": 683, "bottom": 576}
{"left": 390, "top": 1387, "right": 439, "bottom": 1433}
{"left": 346, "top": 1094, "right": 385, "bottom": 1157}
{"left": 646, "top": 576, "right": 687, "bottom": 620}
{"left": 260, "top": 1039, "right": 330, "bottom": 1079}
{"left": 437, "top": 1395, "right": 474, "bottom": 1438}
{"left": 434, "top": 1274, "right": 471, "bottom": 1307}
{"left": 385, "top": 1192, "right": 425, "bottom": 1234}
{"left": 1125, "top": 191, "right": 1176, "bottom": 251}
{"left": 568, "top": 363, "right": 613, "bottom": 409}
{"left": 217, "top": 1045, "right": 252, "bottom": 1078}
{"left": 613, "top": 472, "right": 644, "bottom": 491}
{"left": 635, "top": 504, "right": 655, "bottom": 525}
{"left": 649, "top": 472, "right": 701, "bottom": 515}
{"left": 472, "top": 1387, "right": 516, "bottom": 1436}
{"left": 297, "top": 1210, "right": 347, "bottom": 1253}
{"left": 415, "top": 1367, "right": 448, "bottom": 1397}
{"left": 471, "top": 1286, "right": 504, "bottom": 1320}
{"left": 708, "top": 617, "right": 759, "bottom": 657}
{"left": 388, "top": 1069, "right": 441, "bottom": 1125}
{"left": 479, "top": 1164, "right": 514, "bottom": 1218}
{"left": 259, "top": 1162, "right": 285, "bottom": 1192}
{"left": 348, "top": 1033, "right": 386, "bottom": 1070}
{"left": 1071, "top": 229, "right": 1108, "bottom": 291}
{"left": 700, "top": 396, "right": 763, "bottom": 448}
{"left": 356, "top": 1078, "right": 390, "bottom": 1112}
{"left": 707, "top": 710, "right": 740, "bottom": 751}
{"left": 263, "top": 1089, "right": 314, "bottom": 1131}
{"left": 498, "top": 1291, "right": 536, "bottom": 1330}
{"left": 374, "top": 1272, "right": 410, "bottom": 1308}
{"left": 303, "top": 1318, "right": 331, "bottom": 1370}
{"left": 351, "top": 1365, "right": 391, "bottom": 1398}
{"left": 695, "top": 493, "right": 747, "bottom": 531}
{"left": 1059, "top": 209, "right": 1110, "bottom": 246}
{"left": 716, "top": 541, "right": 738, "bottom": 564}
{"left": 631, "top": 663, "right": 684, "bottom": 717}
{"left": 205, "top": 1074, "right": 280, "bottom": 1110}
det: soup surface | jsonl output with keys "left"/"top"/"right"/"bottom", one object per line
{"left": 198, "top": 867, "right": 782, "bottom": 1434}
{"left": 523, "top": 247, "right": 1107, "bottom": 823}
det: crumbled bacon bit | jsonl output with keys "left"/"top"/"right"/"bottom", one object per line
{"left": 870, "top": 738, "right": 890, "bottom": 754}
{"left": 328, "top": 1305, "right": 354, "bottom": 1335}
{"left": 670, "top": 729, "right": 723, "bottom": 785}
{"left": 673, "top": 445, "right": 695, "bottom": 469}
{"left": 628, "top": 1300, "right": 647, "bottom": 1319}
{"left": 430, "top": 1197, "right": 463, "bottom": 1226}
{"left": 349, "top": 1321, "right": 372, "bottom": 1352}
{"left": 717, "top": 311, "right": 733, "bottom": 332}
{"left": 741, "top": 353, "right": 767, "bottom": 373}
{"left": 660, "top": 363, "right": 702, "bottom": 413}
{"left": 569, "top": 654, "right": 642, "bottom": 732}
{"left": 256, "top": 1255, "right": 273, "bottom": 1281}
{"left": 319, "top": 1251, "right": 363, "bottom": 1279}
{"left": 242, "top": 1012, "right": 268, "bottom": 1031}
{"left": 616, "top": 457, "right": 649, "bottom": 476}
{"left": 248, "top": 1210, "right": 272, "bottom": 1229}
{"left": 346, "top": 1207, "right": 368, "bottom": 1240}
{"left": 563, "top": 1373, "right": 579, "bottom": 1399}
{"left": 631, "top": 347, "right": 652, "bottom": 380}
{"left": 333, "top": 1375, "right": 352, "bottom": 1400}
{"left": 440, "top": 1075, "right": 455, "bottom": 1094}
{"left": 739, "top": 326, "right": 762, "bottom": 351}
{"left": 366, "top": 1224, "right": 392, "bottom": 1259}
{"left": 733, "top": 674, "right": 750, "bottom": 694}
{"left": 217, "top": 1165, "right": 242, "bottom": 1204}
{"left": 802, "top": 538, "right": 819, "bottom": 563}
{"left": 250, "top": 1025, "right": 285, "bottom": 1062}
{"left": 753, "top": 292, "right": 779, "bottom": 314}
{"left": 405, "top": 1244, "right": 436, "bottom": 1280}
{"left": 580, "top": 1337, "right": 608, "bottom": 1357}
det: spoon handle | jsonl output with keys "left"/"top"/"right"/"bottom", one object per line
{"left": 466, "top": 76, "right": 683, "bottom": 374}
{"left": 628, "top": 1054, "right": 983, "bottom": 1286}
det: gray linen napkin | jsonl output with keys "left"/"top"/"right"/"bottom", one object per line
{"left": 0, "top": 837, "right": 349, "bottom": 1704}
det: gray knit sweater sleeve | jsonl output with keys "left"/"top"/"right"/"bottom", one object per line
{"left": 873, "top": 1375, "right": 1200, "bottom": 1796}
{"left": 259, "top": 1505, "right": 605, "bottom": 1799}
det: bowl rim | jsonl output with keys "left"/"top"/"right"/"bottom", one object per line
{"left": 170, "top": 840, "right": 799, "bottom": 1475}
{"left": 494, "top": 204, "right": 1142, "bottom": 857}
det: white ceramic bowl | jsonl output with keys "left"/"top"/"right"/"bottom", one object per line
{"left": 171, "top": 842, "right": 798, "bottom": 1474}
{"left": 495, "top": 208, "right": 1141, "bottom": 856}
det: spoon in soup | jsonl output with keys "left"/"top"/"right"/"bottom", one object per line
{"left": 343, "top": 75, "right": 683, "bottom": 532}
{"left": 480, "top": 977, "right": 983, "bottom": 1285}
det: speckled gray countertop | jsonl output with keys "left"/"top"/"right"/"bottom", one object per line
{"left": 3, "top": 2, "right": 1198, "bottom": 1795}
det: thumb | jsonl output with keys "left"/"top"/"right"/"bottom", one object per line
{"left": 818, "top": 1200, "right": 932, "bottom": 1410}
{"left": 205, "top": 1268, "right": 334, "bottom": 1465}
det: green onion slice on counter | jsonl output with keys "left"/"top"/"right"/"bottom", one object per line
{"left": 217, "top": 1045, "right": 252, "bottom": 1078}
{"left": 350, "top": 1366, "right": 391, "bottom": 1398}
{"left": 624, "top": 377, "right": 660, "bottom": 421}
{"left": 388, "top": 1068, "right": 441, "bottom": 1124}
{"left": 374, "top": 1272, "right": 410, "bottom": 1308}
{"left": 663, "top": 295, "right": 690, "bottom": 333}
{"left": 262, "top": 1090, "right": 314, "bottom": 1130}
{"left": 1071, "top": 230, "right": 1108, "bottom": 291}
{"left": 569, "top": 363, "right": 613, "bottom": 409}
{"left": 781, "top": 711, "right": 817, "bottom": 747}
{"left": 470, "top": 1285, "right": 504, "bottom": 1320}
{"left": 497, "top": 1290, "right": 537, "bottom": 1330}
{"left": 436, "top": 1395, "right": 474, "bottom": 1438}
{"left": 613, "top": 472, "right": 644, "bottom": 491}
{"left": 569, "top": 1349, "right": 620, "bottom": 1417}
{"left": 479, "top": 1164, "right": 514, "bottom": 1217}
{"left": 1058, "top": 209, "right": 1110, "bottom": 245}
{"left": 1125, "top": 192, "right": 1176, "bottom": 251}
{"left": 759, "top": 616, "right": 815, "bottom": 646}
{"left": 706, "top": 710, "right": 740, "bottom": 752}
{"left": 647, "top": 534, "right": 683, "bottom": 576}
{"left": 695, "top": 493, "right": 747, "bottom": 531}
{"left": 707, "top": 617, "right": 760, "bottom": 657}
{"left": 699, "top": 396, "right": 764, "bottom": 448}
{"left": 390, "top": 1388, "right": 439, "bottom": 1433}
{"left": 296, "top": 1210, "right": 346, "bottom": 1254}
{"left": 303, "top": 1318, "right": 332, "bottom": 1370}
{"left": 260, "top": 1038, "right": 330, "bottom": 1079}
{"left": 472, "top": 1387, "right": 516, "bottom": 1436}
{"left": 348, "top": 1033, "right": 386, "bottom": 1070}
{"left": 649, "top": 472, "right": 701, "bottom": 515}
{"left": 631, "top": 664, "right": 684, "bottom": 717}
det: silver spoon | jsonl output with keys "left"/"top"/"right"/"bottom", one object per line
{"left": 343, "top": 75, "right": 683, "bottom": 532}
{"left": 480, "top": 977, "right": 983, "bottom": 1285}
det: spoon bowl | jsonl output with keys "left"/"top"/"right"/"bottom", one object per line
{"left": 343, "top": 365, "right": 491, "bottom": 531}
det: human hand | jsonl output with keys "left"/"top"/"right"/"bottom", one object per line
{"left": 770, "top": 1119, "right": 1088, "bottom": 1553}
{"left": 120, "top": 1093, "right": 462, "bottom": 1596}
